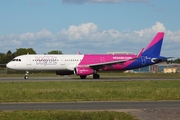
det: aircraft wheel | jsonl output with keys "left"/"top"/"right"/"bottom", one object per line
{"left": 24, "top": 71, "right": 29, "bottom": 80}
{"left": 93, "top": 74, "right": 100, "bottom": 79}
{"left": 24, "top": 75, "right": 29, "bottom": 79}
{"left": 80, "top": 75, "right": 86, "bottom": 79}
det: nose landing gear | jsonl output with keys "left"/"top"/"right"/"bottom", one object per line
{"left": 24, "top": 71, "right": 29, "bottom": 79}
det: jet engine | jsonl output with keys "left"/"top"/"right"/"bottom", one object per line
{"left": 74, "top": 67, "right": 95, "bottom": 75}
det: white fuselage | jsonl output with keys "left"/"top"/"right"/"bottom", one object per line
{"left": 7, "top": 54, "right": 84, "bottom": 71}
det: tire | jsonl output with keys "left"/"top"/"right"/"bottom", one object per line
{"left": 93, "top": 74, "right": 100, "bottom": 79}
{"left": 80, "top": 75, "right": 87, "bottom": 79}
{"left": 24, "top": 75, "right": 29, "bottom": 79}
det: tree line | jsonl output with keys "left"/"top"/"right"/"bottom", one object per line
{"left": 0, "top": 48, "right": 62, "bottom": 64}
{"left": 167, "top": 58, "right": 180, "bottom": 64}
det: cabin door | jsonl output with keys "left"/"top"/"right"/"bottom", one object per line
{"left": 141, "top": 56, "right": 146, "bottom": 65}
{"left": 26, "top": 55, "right": 31, "bottom": 65}
{"left": 60, "top": 57, "right": 65, "bottom": 65}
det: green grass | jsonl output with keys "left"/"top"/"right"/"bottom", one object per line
{"left": 0, "top": 81, "right": 180, "bottom": 102}
{"left": 1, "top": 72, "right": 180, "bottom": 78}
{"left": 0, "top": 110, "right": 137, "bottom": 120}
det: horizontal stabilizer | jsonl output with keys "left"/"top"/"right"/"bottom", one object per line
{"left": 152, "top": 57, "right": 173, "bottom": 63}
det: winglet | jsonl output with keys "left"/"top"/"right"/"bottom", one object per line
{"left": 136, "top": 48, "right": 144, "bottom": 58}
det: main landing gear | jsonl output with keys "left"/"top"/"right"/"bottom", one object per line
{"left": 24, "top": 71, "right": 29, "bottom": 79}
{"left": 79, "top": 73, "right": 100, "bottom": 79}
{"left": 93, "top": 73, "right": 100, "bottom": 79}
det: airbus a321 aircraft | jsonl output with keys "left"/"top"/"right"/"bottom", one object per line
{"left": 7, "top": 32, "right": 168, "bottom": 79}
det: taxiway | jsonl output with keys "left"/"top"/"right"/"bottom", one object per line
{"left": 0, "top": 101, "right": 180, "bottom": 110}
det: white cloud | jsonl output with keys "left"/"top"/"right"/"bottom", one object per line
{"left": 135, "top": 22, "right": 166, "bottom": 37}
{"left": 20, "top": 32, "right": 34, "bottom": 40}
{"left": 19, "top": 28, "right": 52, "bottom": 41}
{"left": 12, "top": 39, "right": 21, "bottom": 46}
{"left": 166, "top": 30, "right": 180, "bottom": 43}
{"left": 0, "top": 22, "right": 180, "bottom": 57}
{"left": 61, "top": 0, "right": 148, "bottom": 4}
{"left": 59, "top": 23, "right": 98, "bottom": 40}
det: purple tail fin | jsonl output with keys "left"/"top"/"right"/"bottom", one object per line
{"left": 142, "top": 32, "right": 164, "bottom": 56}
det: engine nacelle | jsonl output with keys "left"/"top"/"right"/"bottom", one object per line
{"left": 56, "top": 70, "right": 74, "bottom": 75}
{"left": 74, "top": 67, "right": 95, "bottom": 75}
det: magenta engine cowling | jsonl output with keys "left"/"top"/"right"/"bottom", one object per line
{"left": 74, "top": 67, "right": 95, "bottom": 75}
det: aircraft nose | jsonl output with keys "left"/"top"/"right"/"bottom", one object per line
{"left": 6, "top": 62, "right": 15, "bottom": 69}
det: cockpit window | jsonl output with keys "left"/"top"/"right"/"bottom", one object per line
{"left": 12, "top": 59, "right": 21, "bottom": 62}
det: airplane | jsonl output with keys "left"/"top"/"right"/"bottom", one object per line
{"left": 6, "top": 32, "right": 168, "bottom": 79}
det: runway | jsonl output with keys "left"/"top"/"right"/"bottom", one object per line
{"left": 0, "top": 76, "right": 180, "bottom": 82}
{"left": 0, "top": 101, "right": 180, "bottom": 110}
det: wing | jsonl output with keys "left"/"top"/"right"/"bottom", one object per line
{"left": 87, "top": 58, "right": 134, "bottom": 70}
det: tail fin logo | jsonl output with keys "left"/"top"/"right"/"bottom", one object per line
{"left": 142, "top": 32, "right": 164, "bottom": 56}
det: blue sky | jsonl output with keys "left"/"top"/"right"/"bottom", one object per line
{"left": 0, "top": 0, "right": 180, "bottom": 57}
